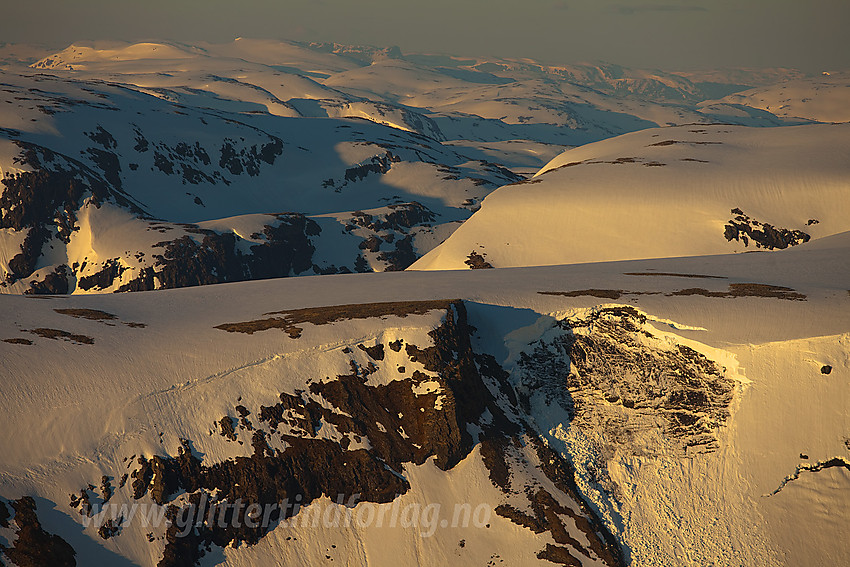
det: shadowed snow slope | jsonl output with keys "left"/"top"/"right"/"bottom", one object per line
{"left": 2, "top": 41, "right": 844, "bottom": 294}
{"left": 1, "top": 41, "right": 849, "bottom": 566}
{"left": 0, "top": 71, "right": 520, "bottom": 294}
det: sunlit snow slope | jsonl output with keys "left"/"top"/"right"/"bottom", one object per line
{"left": 0, "top": 228, "right": 847, "bottom": 566}
{"left": 412, "top": 124, "right": 850, "bottom": 271}
{"left": 715, "top": 72, "right": 850, "bottom": 123}
{"left": 2, "top": 40, "right": 844, "bottom": 295}
{"left": 0, "top": 38, "right": 848, "bottom": 567}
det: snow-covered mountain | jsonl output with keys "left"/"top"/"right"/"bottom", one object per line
{"left": 3, "top": 40, "right": 840, "bottom": 296}
{"left": 1, "top": 37, "right": 849, "bottom": 567}
{"left": 22, "top": 39, "right": 810, "bottom": 152}
{"left": 1, "top": 222, "right": 847, "bottom": 566}
{"left": 0, "top": 70, "right": 521, "bottom": 294}
{"left": 714, "top": 72, "right": 850, "bottom": 123}
{"left": 412, "top": 123, "right": 850, "bottom": 271}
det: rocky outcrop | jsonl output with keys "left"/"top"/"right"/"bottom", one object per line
{"left": 0, "top": 140, "right": 128, "bottom": 290}
{"left": 75, "top": 301, "right": 625, "bottom": 566}
{"left": 25, "top": 265, "right": 71, "bottom": 295}
{"left": 214, "top": 299, "right": 459, "bottom": 337}
{"left": 1, "top": 497, "right": 77, "bottom": 567}
{"left": 77, "top": 259, "right": 126, "bottom": 292}
{"left": 515, "top": 306, "right": 735, "bottom": 457}
{"left": 322, "top": 151, "right": 401, "bottom": 191}
{"left": 724, "top": 208, "right": 810, "bottom": 250}
{"left": 465, "top": 250, "right": 493, "bottom": 269}
{"left": 17, "top": 201, "right": 441, "bottom": 293}
{"left": 767, "top": 457, "right": 850, "bottom": 496}
{"left": 25, "top": 328, "right": 94, "bottom": 345}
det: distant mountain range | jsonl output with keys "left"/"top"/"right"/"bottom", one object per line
{"left": 2, "top": 39, "right": 842, "bottom": 296}
{"left": 0, "top": 39, "right": 848, "bottom": 567}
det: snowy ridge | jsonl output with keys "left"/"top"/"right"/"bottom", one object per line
{"left": 1, "top": 228, "right": 848, "bottom": 565}
{"left": 0, "top": 299, "right": 625, "bottom": 566}
{"left": 0, "top": 71, "right": 519, "bottom": 294}
{"left": 3, "top": 41, "right": 846, "bottom": 295}
{"left": 714, "top": 72, "right": 850, "bottom": 123}
{"left": 413, "top": 123, "right": 850, "bottom": 271}
{"left": 0, "top": 38, "right": 848, "bottom": 567}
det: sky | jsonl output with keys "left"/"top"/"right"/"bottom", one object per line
{"left": 2, "top": 0, "right": 849, "bottom": 71}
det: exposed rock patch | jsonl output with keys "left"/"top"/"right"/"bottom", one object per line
{"left": 540, "top": 289, "right": 625, "bottom": 300}
{"left": 623, "top": 272, "right": 726, "bottom": 279}
{"left": 724, "top": 208, "right": 810, "bottom": 250}
{"left": 357, "top": 342, "right": 385, "bottom": 360}
{"left": 98, "top": 518, "right": 122, "bottom": 540}
{"left": 2, "top": 338, "right": 33, "bottom": 345}
{"left": 1, "top": 496, "right": 77, "bottom": 567}
{"left": 25, "top": 264, "right": 71, "bottom": 295}
{"left": 376, "top": 234, "right": 417, "bottom": 271}
{"left": 540, "top": 283, "right": 805, "bottom": 302}
{"left": 767, "top": 457, "right": 850, "bottom": 496}
{"left": 6, "top": 226, "right": 50, "bottom": 282}
{"left": 347, "top": 202, "right": 435, "bottom": 233}
{"left": 465, "top": 251, "right": 493, "bottom": 269}
{"left": 218, "top": 416, "right": 237, "bottom": 441}
{"left": 77, "top": 259, "right": 127, "bottom": 291}
{"left": 214, "top": 299, "right": 457, "bottom": 337}
{"left": 322, "top": 151, "right": 400, "bottom": 191}
{"left": 54, "top": 308, "right": 117, "bottom": 321}
{"left": 25, "top": 328, "right": 94, "bottom": 345}
{"left": 670, "top": 283, "right": 806, "bottom": 301}
{"left": 648, "top": 140, "right": 722, "bottom": 146}
{"left": 89, "top": 214, "right": 324, "bottom": 293}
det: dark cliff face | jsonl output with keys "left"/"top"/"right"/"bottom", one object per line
{"left": 0, "top": 139, "right": 137, "bottom": 294}
{"left": 514, "top": 306, "right": 735, "bottom": 459}
{"left": 0, "top": 142, "right": 109, "bottom": 289}
{"left": 60, "top": 301, "right": 625, "bottom": 567}
{"left": 0, "top": 129, "right": 295, "bottom": 294}
{"left": 73, "top": 204, "right": 436, "bottom": 292}
{"left": 137, "top": 214, "right": 322, "bottom": 291}
{"left": 0, "top": 136, "right": 447, "bottom": 294}
{"left": 0, "top": 497, "right": 77, "bottom": 567}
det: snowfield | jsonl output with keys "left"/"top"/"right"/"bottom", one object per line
{"left": 0, "top": 38, "right": 849, "bottom": 567}
{"left": 2, "top": 40, "right": 845, "bottom": 296}
{"left": 714, "top": 72, "right": 850, "bottom": 123}
{"left": 412, "top": 123, "right": 850, "bottom": 271}
{"left": 1, "top": 230, "right": 848, "bottom": 566}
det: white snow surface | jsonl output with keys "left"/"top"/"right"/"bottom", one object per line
{"left": 413, "top": 123, "right": 850, "bottom": 271}
{"left": 0, "top": 38, "right": 848, "bottom": 567}
{"left": 3, "top": 41, "right": 847, "bottom": 293}
{"left": 0, "top": 227, "right": 848, "bottom": 565}
{"left": 714, "top": 72, "right": 850, "bottom": 123}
